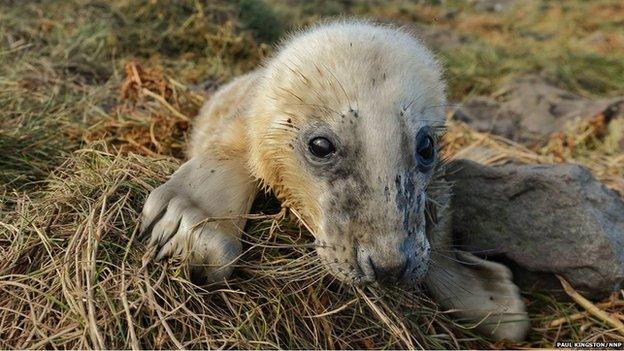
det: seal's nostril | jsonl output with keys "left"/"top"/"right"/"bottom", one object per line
{"left": 355, "top": 249, "right": 412, "bottom": 284}
{"left": 368, "top": 256, "right": 408, "bottom": 285}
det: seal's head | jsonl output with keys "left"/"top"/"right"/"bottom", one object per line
{"left": 248, "top": 21, "right": 446, "bottom": 285}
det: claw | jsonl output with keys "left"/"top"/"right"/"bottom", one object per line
{"left": 136, "top": 155, "right": 256, "bottom": 284}
{"left": 160, "top": 216, "right": 182, "bottom": 247}
{"left": 156, "top": 241, "right": 175, "bottom": 261}
{"left": 138, "top": 206, "right": 167, "bottom": 242}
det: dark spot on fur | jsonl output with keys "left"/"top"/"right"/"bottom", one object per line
{"left": 210, "top": 169, "right": 215, "bottom": 173}
{"left": 287, "top": 118, "right": 292, "bottom": 123}
{"left": 395, "top": 171, "right": 420, "bottom": 236}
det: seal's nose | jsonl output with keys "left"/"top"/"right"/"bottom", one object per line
{"left": 365, "top": 255, "right": 409, "bottom": 285}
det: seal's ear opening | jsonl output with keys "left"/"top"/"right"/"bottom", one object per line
{"left": 424, "top": 250, "right": 530, "bottom": 342}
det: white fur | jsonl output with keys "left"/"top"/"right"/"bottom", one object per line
{"left": 426, "top": 250, "right": 529, "bottom": 341}
{"left": 140, "top": 20, "right": 529, "bottom": 341}
{"left": 141, "top": 154, "right": 257, "bottom": 282}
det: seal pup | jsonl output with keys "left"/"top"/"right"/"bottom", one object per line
{"left": 140, "top": 20, "right": 529, "bottom": 341}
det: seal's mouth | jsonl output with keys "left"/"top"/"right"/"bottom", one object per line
{"left": 315, "top": 226, "right": 431, "bottom": 287}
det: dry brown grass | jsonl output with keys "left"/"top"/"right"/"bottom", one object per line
{"left": 2, "top": 0, "right": 624, "bottom": 349}
{"left": 2, "top": 65, "right": 623, "bottom": 348}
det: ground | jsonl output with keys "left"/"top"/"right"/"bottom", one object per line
{"left": 1, "top": 0, "right": 623, "bottom": 349}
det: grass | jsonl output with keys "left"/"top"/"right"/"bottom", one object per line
{"left": 1, "top": 0, "right": 623, "bottom": 349}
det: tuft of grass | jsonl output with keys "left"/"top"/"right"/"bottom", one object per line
{"left": 1, "top": 0, "right": 623, "bottom": 349}
{"left": 0, "top": 143, "right": 483, "bottom": 349}
{"left": 237, "top": 0, "right": 287, "bottom": 43}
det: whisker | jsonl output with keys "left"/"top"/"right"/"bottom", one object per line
{"left": 317, "top": 62, "right": 353, "bottom": 111}
{"left": 433, "top": 246, "right": 503, "bottom": 255}
{"left": 426, "top": 270, "right": 464, "bottom": 305}
{"left": 431, "top": 250, "right": 481, "bottom": 266}
{"left": 281, "top": 101, "right": 343, "bottom": 118}
{"left": 276, "top": 85, "right": 304, "bottom": 103}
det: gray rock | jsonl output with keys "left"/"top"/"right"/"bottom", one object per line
{"left": 451, "top": 96, "right": 517, "bottom": 138}
{"left": 446, "top": 159, "right": 624, "bottom": 299}
{"left": 451, "top": 75, "right": 624, "bottom": 143}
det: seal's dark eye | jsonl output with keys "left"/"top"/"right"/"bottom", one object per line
{"left": 309, "top": 137, "right": 335, "bottom": 158}
{"left": 417, "top": 135, "right": 434, "bottom": 161}
{"left": 415, "top": 128, "right": 435, "bottom": 171}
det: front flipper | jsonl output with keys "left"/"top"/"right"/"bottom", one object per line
{"left": 425, "top": 250, "right": 529, "bottom": 341}
{"left": 140, "top": 154, "right": 257, "bottom": 284}
{"left": 424, "top": 169, "right": 529, "bottom": 341}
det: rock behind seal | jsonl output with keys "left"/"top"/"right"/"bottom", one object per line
{"left": 451, "top": 75, "right": 624, "bottom": 144}
{"left": 446, "top": 159, "right": 624, "bottom": 299}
